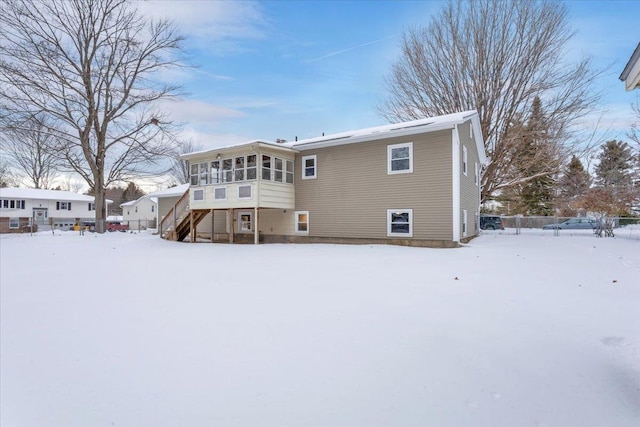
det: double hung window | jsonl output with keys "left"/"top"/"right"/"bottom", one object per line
{"left": 302, "top": 155, "right": 317, "bottom": 179}
{"left": 295, "top": 211, "right": 309, "bottom": 234}
{"left": 262, "top": 155, "right": 272, "bottom": 180}
{"left": 274, "top": 158, "right": 283, "bottom": 182}
{"left": 388, "top": 143, "right": 413, "bottom": 174}
{"left": 286, "top": 160, "right": 294, "bottom": 183}
{"left": 222, "top": 159, "right": 233, "bottom": 183}
{"left": 246, "top": 155, "right": 257, "bottom": 180}
{"left": 235, "top": 157, "right": 245, "bottom": 181}
{"left": 211, "top": 161, "right": 221, "bottom": 184}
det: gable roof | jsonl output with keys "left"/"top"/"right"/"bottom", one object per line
{"left": 620, "top": 42, "right": 640, "bottom": 91}
{"left": 180, "top": 140, "right": 296, "bottom": 160}
{"left": 120, "top": 195, "right": 157, "bottom": 208}
{"left": 0, "top": 187, "right": 101, "bottom": 202}
{"left": 290, "top": 110, "right": 487, "bottom": 164}
{"left": 146, "top": 183, "right": 189, "bottom": 199}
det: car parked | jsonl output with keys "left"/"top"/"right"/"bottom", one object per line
{"left": 542, "top": 218, "right": 596, "bottom": 230}
{"left": 480, "top": 215, "right": 505, "bottom": 230}
{"left": 106, "top": 221, "right": 129, "bottom": 232}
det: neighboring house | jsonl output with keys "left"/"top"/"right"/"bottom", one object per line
{"left": 0, "top": 188, "right": 107, "bottom": 233}
{"left": 620, "top": 42, "right": 640, "bottom": 91}
{"left": 121, "top": 196, "right": 157, "bottom": 228}
{"left": 161, "top": 111, "right": 486, "bottom": 247}
{"left": 146, "top": 183, "right": 189, "bottom": 231}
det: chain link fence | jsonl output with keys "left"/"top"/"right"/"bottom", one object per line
{"left": 482, "top": 215, "right": 640, "bottom": 239}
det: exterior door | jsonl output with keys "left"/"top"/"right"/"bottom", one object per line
{"left": 33, "top": 208, "right": 48, "bottom": 226}
{"left": 238, "top": 212, "right": 252, "bottom": 233}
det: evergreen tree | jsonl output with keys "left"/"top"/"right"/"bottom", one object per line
{"left": 122, "top": 182, "right": 145, "bottom": 203}
{"left": 557, "top": 156, "right": 590, "bottom": 215}
{"left": 595, "top": 141, "right": 633, "bottom": 190}
{"left": 593, "top": 140, "right": 634, "bottom": 214}
{"left": 503, "top": 97, "right": 559, "bottom": 215}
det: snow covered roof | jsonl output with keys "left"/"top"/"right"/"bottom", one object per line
{"left": 180, "top": 140, "right": 296, "bottom": 160}
{"left": 620, "top": 42, "right": 640, "bottom": 91}
{"left": 120, "top": 195, "right": 156, "bottom": 208}
{"left": 290, "top": 110, "right": 487, "bottom": 164}
{"left": 146, "top": 183, "right": 189, "bottom": 198}
{"left": 175, "top": 111, "right": 487, "bottom": 164}
{"left": 0, "top": 187, "right": 107, "bottom": 202}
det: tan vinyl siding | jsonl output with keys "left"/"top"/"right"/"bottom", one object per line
{"left": 295, "top": 130, "right": 453, "bottom": 241}
{"left": 457, "top": 120, "right": 482, "bottom": 236}
{"left": 257, "top": 208, "right": 294, "bottom": 235}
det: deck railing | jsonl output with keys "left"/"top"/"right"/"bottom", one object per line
{"left": 159, "top": 189, "right": 190, "bottom": 239}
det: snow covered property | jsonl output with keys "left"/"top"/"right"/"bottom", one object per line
{"left": 161, "top": 111, "right": 486, "bottom": 247}
{"left": 0, "top": 187, "right": 110, "bottom": 233}
{"left": 1, "top": 229, "right": 638, "bottom": 426}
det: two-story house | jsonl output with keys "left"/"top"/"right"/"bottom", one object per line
{"left": 0, "top": 188, "right": 107, "bottom": 233}
{"left": 161, "top": 110, "right": 486, "bottom": 247}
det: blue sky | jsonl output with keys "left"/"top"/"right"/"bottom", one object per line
{"left": 141, "top": 0, "right": 640, "bottom": 151}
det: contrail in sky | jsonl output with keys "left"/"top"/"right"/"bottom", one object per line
{"left": 305, "top": 36, "right": 394, "bottom": 63}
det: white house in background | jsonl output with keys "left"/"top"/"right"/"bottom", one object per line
{"left": 620, "top": 42, "right": 640, "bottom": 91}
{"left": 146, "top": 183, "right": 189, "bottom": 230}
{"left": 121, "top": 195, "right": 157, "bottom": 229}
{"left": 0, "top": 187, "right": 109, "bottom": 233}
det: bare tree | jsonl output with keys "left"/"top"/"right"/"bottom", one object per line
{"left": 0, "top": 115, "right": 61, "bottom": 189}
{"left": 0, "top": 0, "right": 184, "bottom": 232}
{"left": 630, "top": 94, "right": 640, "bottom": 148}
{"left": 168, "top": 139, "right": 203, "bottom": 185}
{"left": 55, "top": 174, "right": 85, "bottom": 193}
{"left": 0, "top": 156, "right": 19, "bottom": 188}
{"left": 379, "top": 0, "right": 602, "bottom": 203}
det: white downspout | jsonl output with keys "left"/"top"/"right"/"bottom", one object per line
{"left": 452, "top": 126, "right": 461, "bottom": 243}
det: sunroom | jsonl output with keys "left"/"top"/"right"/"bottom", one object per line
{"left": 161, "top": 141, "right": 297, "bottom": 243}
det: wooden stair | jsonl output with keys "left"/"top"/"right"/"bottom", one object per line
{"left": 160, "top": 189, "right": 209, "bottom": 242}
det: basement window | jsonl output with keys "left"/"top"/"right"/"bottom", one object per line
{"left": 387, "top": 209, "right": 413, "bottom": 237}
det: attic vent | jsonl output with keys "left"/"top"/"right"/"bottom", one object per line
{"left": 391, "top": 121, "right": 434, "bottom": 131}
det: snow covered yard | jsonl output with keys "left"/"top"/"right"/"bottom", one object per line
{"left": 1, "top": 229, "right": 639, "bottom": 427}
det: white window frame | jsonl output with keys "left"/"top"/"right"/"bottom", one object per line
{"left": 238, "top": 211, "right": 253, "bottom": 233}
{"left": 301, "top": 155, "right": 317, "bottom": 180}
{"left": 238, "top": 185, "right": 252, "bottom": 200}
{"left": 88, "top": 202, "right": 95, "bottom": 211}
{"left": 463, "top": 209, "right": 468, "bottom": 237}
{"left": 193, "top": 189, "right": 205, "bottom": 201}
{"left": 462, "top": 145, "right": 468, "bottom": 176}
{"left": 474, "top": 162, "right": 479, "bottom": 186}
{"left": 387, "top": 142, "right": 413, "bottom": 175}
{"left": 286, "top": 160, "right": 294, "bottom": 184}
{"left": 295, "top": 211, "right": 309, "bottom": 235}
{"left": 387, "top": 209, "right": 413, "bottom": 237}
{"left": 9, "top": 217, "right": 19, "bottom": 229}
{"left": 214, "top": 187, "right": 227, "bottom": 201}
{"left": 57, "top": 201, "right": 71, "bottom": 211}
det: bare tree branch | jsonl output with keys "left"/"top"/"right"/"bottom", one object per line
{"left": 0, "top": 114, "right": 63, "bottom": 188}
{"left": 378, "top": 0, "right": 604, "bottom": 203}
{"left": 0, "top": 0, "right": 186, "bottom": 232}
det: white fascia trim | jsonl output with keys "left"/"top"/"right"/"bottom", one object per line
{"left": 295, "top": 122, "right": 457, "bottom": 151}
{"left": 452, "top": 127, "right": 461, "bottom": 243}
